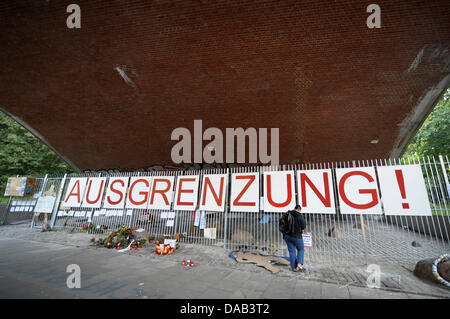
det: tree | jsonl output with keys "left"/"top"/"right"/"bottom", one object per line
{"left": 404, "top": 88, "right": 450, "bottom": 159}
{"left": 0, "top": 111, "right": 73, "bottom": 197}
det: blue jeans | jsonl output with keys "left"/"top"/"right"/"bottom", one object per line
{"left": 284, "top": 234, "right": 305, "bottom": 269}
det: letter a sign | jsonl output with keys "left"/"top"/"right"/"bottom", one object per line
{"left": 62, "top": 178, "right": 88, "bottom": 208}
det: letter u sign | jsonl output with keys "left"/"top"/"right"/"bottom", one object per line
{"left": 263, "top": 171, "right": 296, "bottom": 212}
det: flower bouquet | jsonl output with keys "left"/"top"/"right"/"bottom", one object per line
{"left": 90, "top": 224, "right": 146, "bottom": 251}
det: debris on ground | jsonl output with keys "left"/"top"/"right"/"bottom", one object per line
{"left": 230, "top": 250, "right": 290, "bottom": 274}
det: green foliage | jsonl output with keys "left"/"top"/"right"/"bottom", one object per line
{"left": 0, "top": 110, "right": 74, "bottom": 196}
{"left": 404, "top": 89, "right": 450, "bottom": 159}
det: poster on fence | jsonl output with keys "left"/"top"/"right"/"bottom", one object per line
{"left": 377, "top": 165, "right": 432, "bottom": 216}
{"left": 58, "top": 163, "right": 435, "bottom": 216}
{"left": 335, "top": 167, "right": 383, "bottom": 215}
{"left": 302, "top": 233, "right": 312, "bottom": 247}
{"left": 4, "top": 177, "right": 36, "bottom": 197}
{"left": 34, "top": 195, "right": 56, "bottom": 213}
{"left": 297, "top": 169, "right": 336, "bottom": 214}
{"left": 263, "top": 171, "right": 296, "bottom": 212}
{"left": 148, "top": 176, "right": 174, "bottom": 210}
{"left": 204, "top": 227, "right": 217, "bottom": 239}
{"left": 62, "top": 178, "right": 87, "bottom": 208}
{"left": 103, "top": 177, "right": 129, "bottom": 209}
{"left": 81, "top": 177, "right": 107, "bottom": 208}
{"left": 126, "top": 177, "right": 153, "bottom": 209}
{"left": 173, "top": 175, "right": 200, "bottom": 211}
{"left": 230, "top": 172, "right": 259, "bottom": 212}
{"left": 199, "top": 174, "right": 227, "bottom": 212}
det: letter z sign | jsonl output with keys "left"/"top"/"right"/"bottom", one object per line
{"left": 230, "top": 172, "right": 259, "bottom": 212}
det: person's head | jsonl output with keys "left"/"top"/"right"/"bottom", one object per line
{"left": 294, "top": 205, "right": 302, "bottom": 212}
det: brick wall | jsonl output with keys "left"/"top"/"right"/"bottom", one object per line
{"left": 0, "top": 0, "right": 449, "bottom": 170}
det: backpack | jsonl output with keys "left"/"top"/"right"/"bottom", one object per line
{"left": 279, "top": 211, "right": 294, "bottom": 235}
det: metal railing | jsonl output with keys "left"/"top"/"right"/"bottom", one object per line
{"left": 2, "top": 155, "right": 449, "bottom": 268}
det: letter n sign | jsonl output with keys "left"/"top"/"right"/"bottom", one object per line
{"left": 297, "top": 169, "right": 336, "bottom": 214}
{"left": 199, "top": 174, "right": 227, "bottom": 212}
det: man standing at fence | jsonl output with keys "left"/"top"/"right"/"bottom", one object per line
{"left": 281, "top": 205, "right": 306, "bottom": 272}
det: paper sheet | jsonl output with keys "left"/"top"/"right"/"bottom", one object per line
{"left": 302, "top": 233, "right": 312, "bottom": 247}
{"left": 204, "top": 227, "right": 217, "bottom": 239}
{"left": 166, "top": 219, "right": 174, "bottom": 227}
{"left": 164, "top": 239, "right": 176, "bottom": 248}
{"left": 199, "top": 211, "right": 206, "bottom": 230}
{"left": 194, "top": 210, "right": 200, "bottom": 226}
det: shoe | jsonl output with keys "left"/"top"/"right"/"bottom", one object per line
{"left": 291, "top": 267, "right": 299, "bottom": 272}
{"left": 298, "top": 267, "right": 306, "bottom": 272}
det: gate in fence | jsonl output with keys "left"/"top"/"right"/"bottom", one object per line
{"left": 2, "top": 156, "right": 449, "bottom": 268}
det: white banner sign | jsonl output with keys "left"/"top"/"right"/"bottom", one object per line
{"left": 377, "top": 165, "right": 432, "bottom": 216}
{"left": 230, "top": 172, "right": 260, "bottom": 212}
{"left": 336, "top": 167, "right": 382, "bottom": 215}
{"left": 57, "top": 164, "right": 433, "bottom": 216}
{"left": 199, "top": 174, "right": 227, "bottom": 212}
{"left": 62, "top": 178, "right": 88, "bottom": 208}
{"left": 103, "top": 177, "right": 129, "bottom": 209}
{"left": 173, "top": 175, "right": 199, "bottom": 211}
{"left": 148, "top": 176, "right": 174, "bottom": 210}
{"left": 263, "top": 171, "right": 296, "bottom": 212}
{"left": 126, "top": 177, "right": 153, "bottom": 209}
{"left": 34, "top": 195, "right": 56, "bottom": 213}
{"left": 297, "top": 169, "right": 336, "bottom": 214}
{"left": 81, "top": 177, "right": 107, "bottom": 208}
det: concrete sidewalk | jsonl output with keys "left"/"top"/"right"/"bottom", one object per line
{"left": 0, "top": 232, "right": 448, "bottom": 299}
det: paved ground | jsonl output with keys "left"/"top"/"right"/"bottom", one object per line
{"left": 0, "top": 223, "right": 448, "bottom": 299}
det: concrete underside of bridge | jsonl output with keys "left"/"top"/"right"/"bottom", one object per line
{"left": 1, "top": 1, "right": 449, "bottom": 172}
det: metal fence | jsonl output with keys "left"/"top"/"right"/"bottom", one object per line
{"left": 2, "top": 155, "right": 449, "bottom": 268}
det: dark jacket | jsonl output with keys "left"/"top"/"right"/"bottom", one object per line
{"left": 286, "top": 210, "right": 306, "bottom": 238}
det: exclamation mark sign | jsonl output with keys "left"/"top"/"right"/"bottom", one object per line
{"left": 395, "top": 170, "right": 409, "bottom": 209}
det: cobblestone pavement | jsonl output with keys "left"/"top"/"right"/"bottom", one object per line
{"left": 0, "top": 223, "right": 448, "bottom": 299}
